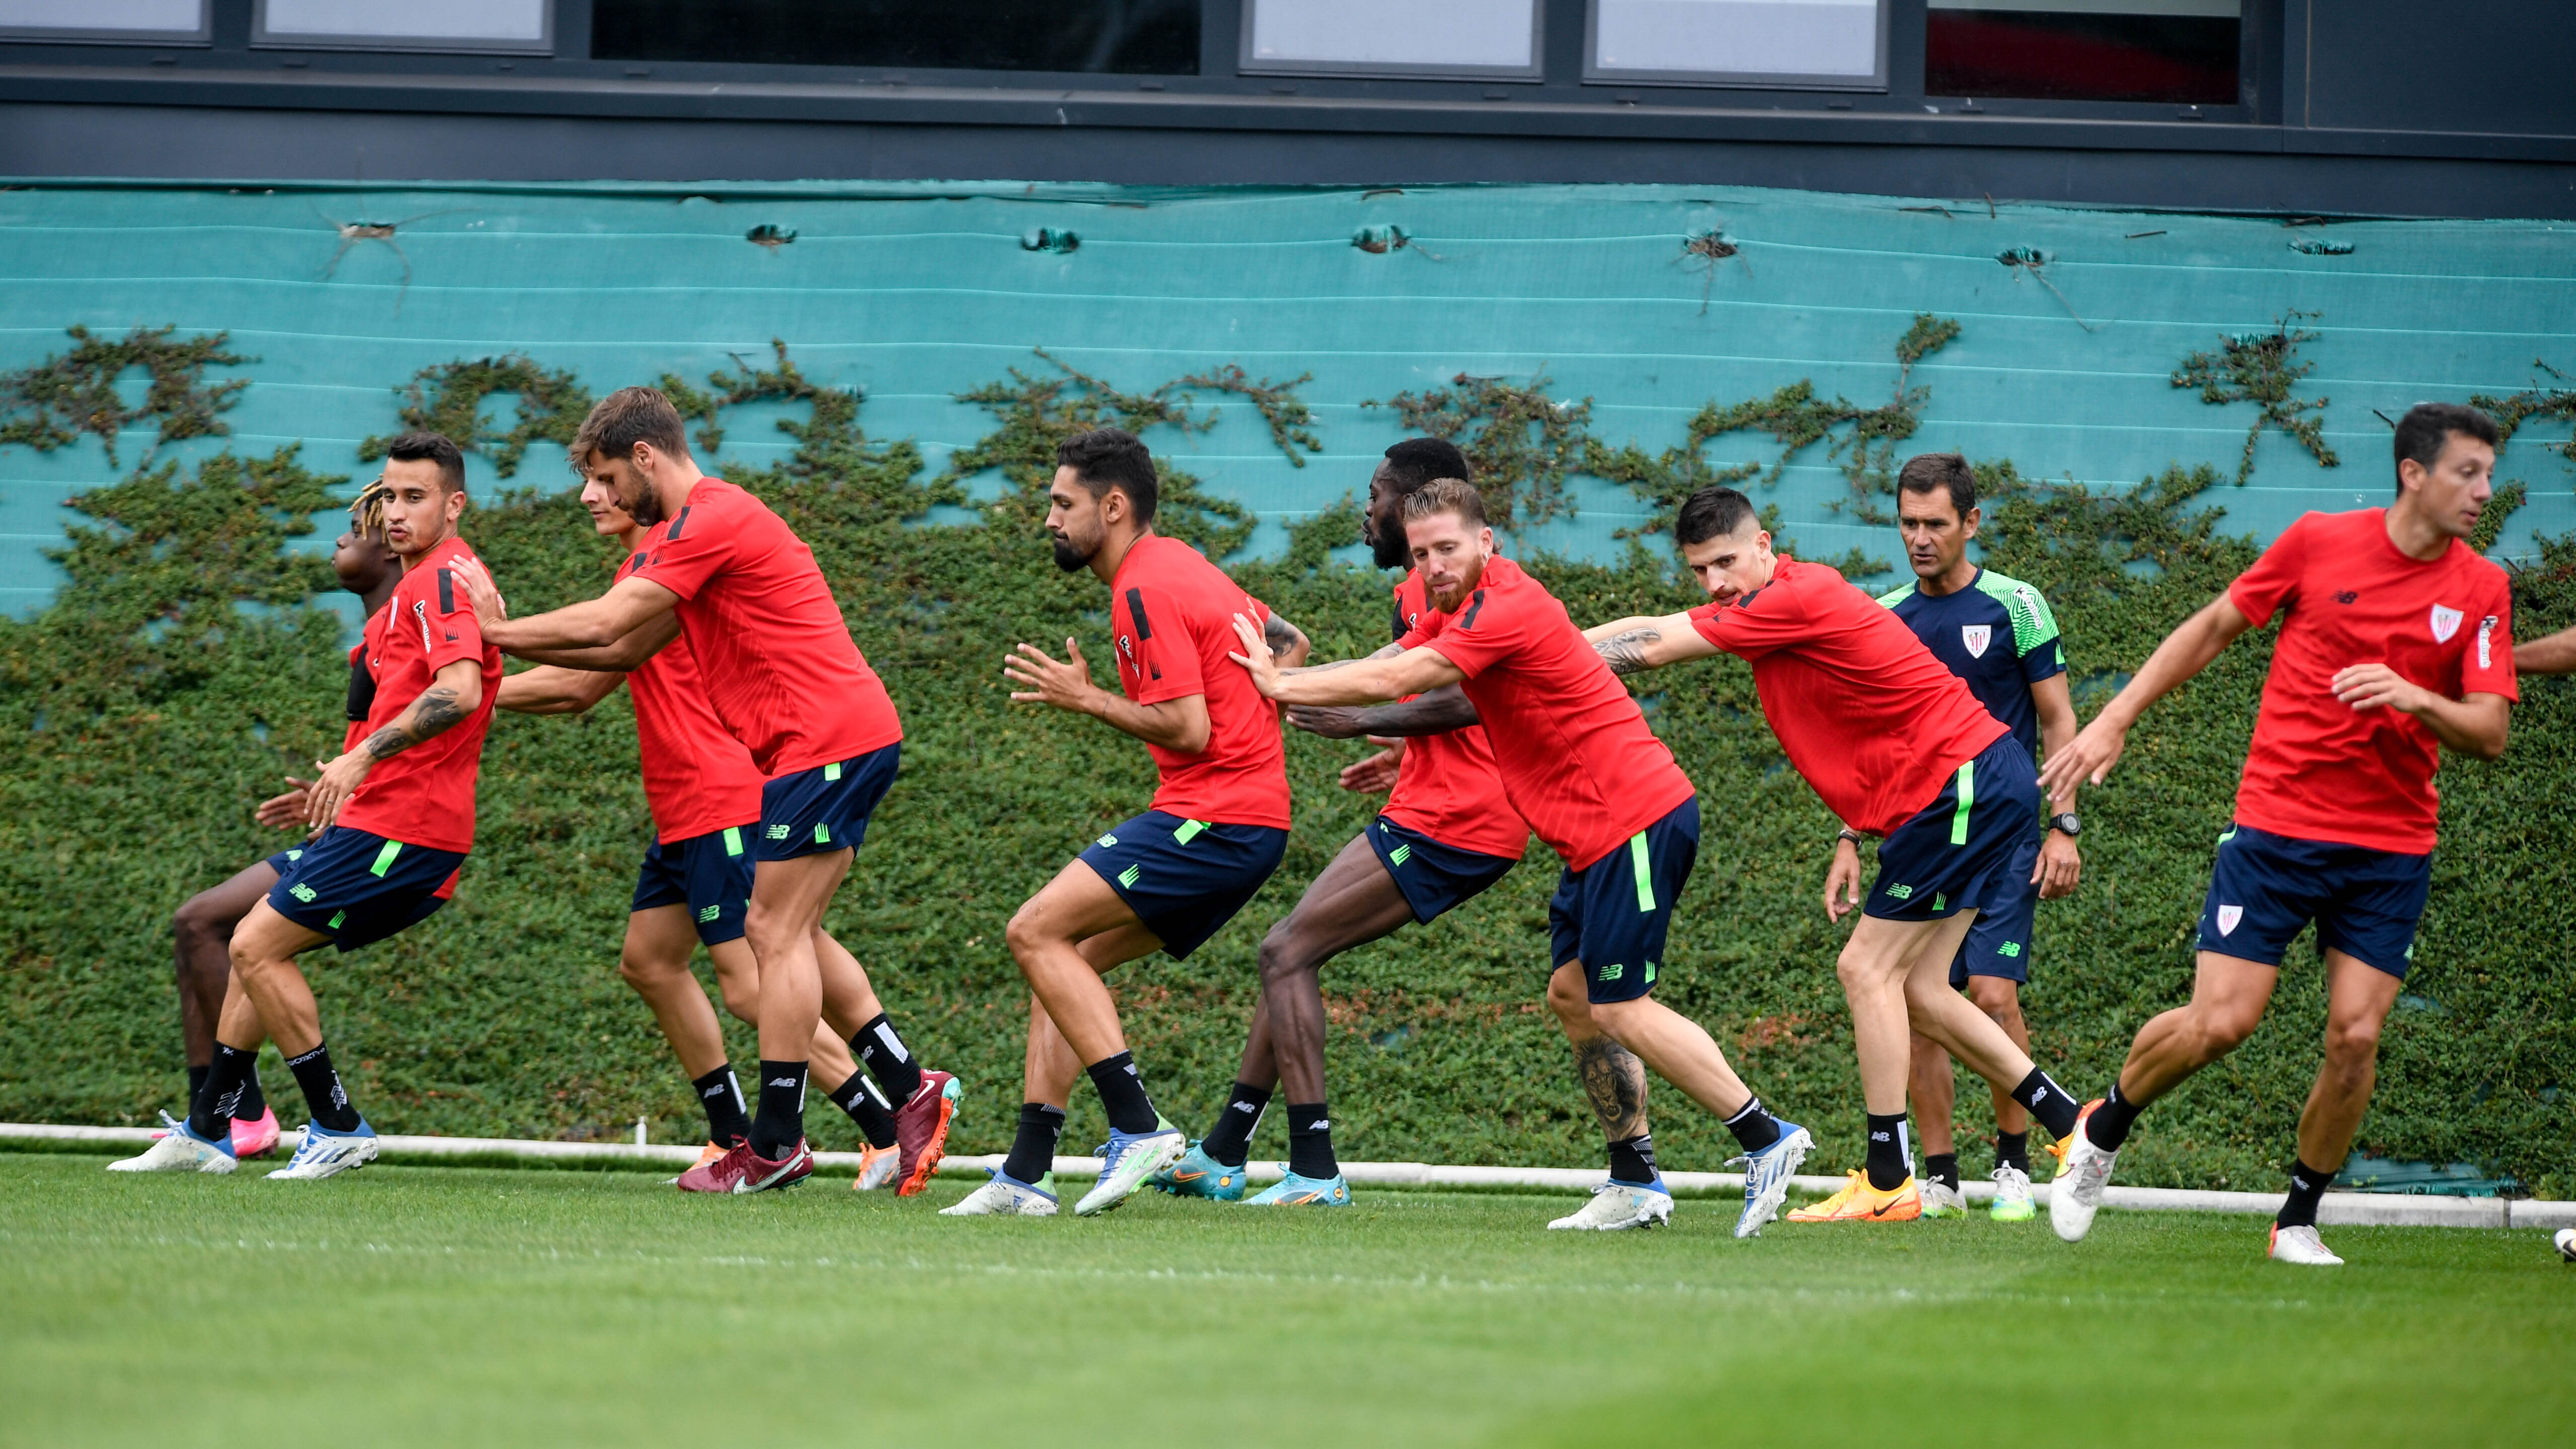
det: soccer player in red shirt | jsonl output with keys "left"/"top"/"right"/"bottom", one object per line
{"left": 449, "top": 388, "right": 952, "bottom": 1196}
{"left": 2042, "top": 403, "right": 2517, "bottom": 1265}
{"left": 943, "top": 428, "right": 1308, "bottom": 1219}
{"left": 1580, "top": 485, "right": 2087, "bottom": 1225}
{"left": 494, "top": 474, "right": 924, "bottom": 1190}
{"left": 152, "top": 481, "right": 403, "bottom": 1163}
{"left": 1229, "top": 478, "right": 1816, "bottom": 1239}
{"left": 114, "top": 434, "right": 498, "bottom": 1180}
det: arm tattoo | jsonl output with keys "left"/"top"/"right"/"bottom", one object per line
{"left": 1350, "top": 684, "right": 1480, "bottom": 737}
{"left": 362, "top": 686, "right": 469, "bottom": 760}
{"left": 1574, "top": 1034, "right": 1649, "bottom": 1141}
{"left": 1593, "top": 626, "right": 1662, "bottom": 677}
{"left": 1262, "top": 612, "right": 1299, "bottom": 659}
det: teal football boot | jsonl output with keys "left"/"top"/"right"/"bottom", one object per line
{"left": 1244, "top": 1170, "right": 1351, "bottom": 1206}
{"left": 1150, "top": 1141, "right": 1250, "bottom": 1200}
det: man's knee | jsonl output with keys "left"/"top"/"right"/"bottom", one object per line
{"left": 1546, "top": 964, "right": 1592, "bottom": 1026}
{"left": 1003, "top": 899, "right": 1058, "bottom": 965}
{"left": 2322, "top": 1012, "right": 2384, "bottom": 1065}
{"left": 1965, "top": 977, "right": 2023, "bottom": 1026}
{"left": 2188, "top": 1000, "right": 2263, "bottom": 1059}
{"left": 1255, "top": 920, "right": 1314, "bottom": 990}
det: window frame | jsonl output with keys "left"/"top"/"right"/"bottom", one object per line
{"left": 250, "top": 0, "right": 555, "bottom": 56}
{"left": 0, "top": 0, "right": 211, "bottom": 46}
{"left": 1237, "top": 0, "right": 1546, "bottom": 82}
{"left": 1583, "top": 0, "right": 1891, "bottom": 93}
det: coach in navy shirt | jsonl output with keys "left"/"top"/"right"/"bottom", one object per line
{"left": 1864, "top": 452, "right": 2083, "bottom": 1222}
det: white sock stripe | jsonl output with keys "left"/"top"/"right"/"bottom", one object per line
{"left": 873, "top": 1022, "right": 910, "bottom": 1064}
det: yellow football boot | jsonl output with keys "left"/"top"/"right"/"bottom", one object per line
{"left": 1785, "top": 1169, "right": 1923, "bottom": 1222}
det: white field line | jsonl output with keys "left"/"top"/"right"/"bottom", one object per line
{"left": 7, "top": 1122, "right": 2566, "bottom": 1230}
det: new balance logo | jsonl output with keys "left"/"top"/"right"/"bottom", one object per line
{"left": 1304, "top": 1119, "right": 1329, "bottom": 1132}
{"left": 2333, "top": 590, "right": 2358, "bottom": 605}
{"left": 1597, "top": 962, "right": 1625, "bottom": 982}
{"left": 1389, "top": 844, "right": 1412, "bottom": 866}
{"left": 1097, "top": 833, "right": 1118, "bottom": 848}
{"left": 766, "top": 824, "right": 791, "bottom": 839}
{"left": 1997, "top": 941, "right": 2023, "bottom": 958}
{"left": 1119, "top": 864, "right": 1142, "bottom": 888}
{"left": 1884, "top": 883, "right": 1913, "bottom": 900}
{"left": 767, "top": 1077, "right": 800, "bottom": 1088}
{"left": 2029, "top": 1086, "right": 2051, "bottom": 1105}
{"left": 697, "top": 904, "right": 720, "bottom": 922}
{"left": 1230, "top": 1101, "right": 1258, "bottom": 1114}
{"left": 1869, "top": 1129, "right": 1892, "bottom": 1143}
{"left": 289, "top": 883, "right": 317, "bottom": 902}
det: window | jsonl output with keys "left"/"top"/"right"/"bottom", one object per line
{"left": 0, "top": 0, "right": 208, "bottom": 43}
{"left": 1925, "top": 0, "right": 2240, "bottom": 105}
{"left": 1587, "top": 0, "right": 1887, "bottom": 89}
{"left": 1241, "top": 0, "right": 1543, "bottom": 80}
{"left": 594, "top": 0, "right": 1199, "bottom": 74}
{"left": 255, "top": 0, "right": 551, "bottom": 53}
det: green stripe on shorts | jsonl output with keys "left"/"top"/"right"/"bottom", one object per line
{"left": 722, "top": 827, "right": 744, "bottom": 857}
{"left": 369, "top": 840, "right": 403, "bottom": 877}
{"left": 328, "top": 910, "right": 346, "bottom": 930}
{"left": 1629, "top": 832, "right": 1654, "bottom": 912}
{"left": 1949, "top": 761, "right": 1976, "bottom": 846}
{"left": 824, "top": 761, "right": 842, "bottom": 782}
{"left": 1173, "top": 819, "right": 1208, "bottom": 845}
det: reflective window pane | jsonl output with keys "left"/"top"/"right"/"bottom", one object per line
{"left": 595, "top": 0, "right": 1199, "bottom": 74}
{"left": 0, "top": 0, "right": 206, "bottom": 40}
{"left": 1590, "top": 0, "right": 1885, "bottom": 86}
{"left": 1243, "top": 0, "right": 1540, "bottom": 77}
{"left": 258, "top": 0, "right": 549, "bottom": 49}
{"left": 1926, "top": 0, "right": 2240, "bottom": 104}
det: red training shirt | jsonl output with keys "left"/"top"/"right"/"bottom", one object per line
{"left": 1399, "top": 555, "right": 1695, "bottom": 870}
{"left": 1384, "top": 570, "right": 1528, "bottom": 860}
{"left": 338, "top": 536, "right": 504, "bottom": 855}
{"left": 1106, "top": 533, "right": 1291, "bottom": 830}
{"left": 628, "top": 478, "right": 903, "bottom": 778}
{"left": 2226, "top": 507, "right": 2517, "bottom": 853}
{"left": 341, "top": 632, "right": 374, "bottom": 755}
{"left": 1688, "top": 555, "right": 2007, "bottom": 837}
{"left": 617, "top": 549, "right": 767, "bottom": 842}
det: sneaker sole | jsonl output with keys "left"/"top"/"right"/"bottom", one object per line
{"left": 1075, "top": 1135, "right": 1189, "bottom": 1217}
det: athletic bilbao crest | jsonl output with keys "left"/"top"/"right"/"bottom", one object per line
{"left": 2429, "top": 604, "right": 2463, "bottom": 643}
{"left": 1961, "top": 624, "right": 1992, "bottom": 658}
{"left": 2216, "top": 904, "right": 2243, "bottom": 936}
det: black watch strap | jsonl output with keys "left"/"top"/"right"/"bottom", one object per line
{"left": 2049, "top": 812, "right": 2082, "bottom": 837}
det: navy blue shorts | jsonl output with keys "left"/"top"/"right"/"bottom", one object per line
{"left": 1079, "top": 810, "right": 1289, "bottom": 960}
{"left": 1950, "top": 825, "right": 2043, "bottom": 987}
{"left": 2196, "top": 822, "right": 2432, "bottom": 979}
{"left": 757, "top": 743, "right": 900, "bottom": 863}
{"left": 1548, "top": 798, "right": 1700, "bottom": 1004}
{"left": 264, "top": 843, "right": 311, "bottom": 876}
{"left": 1367, "top": 816, "right": 1518, "bottom": 925}
{"left": 1865, "top": 735, "right": 2040, "bottom": 923}
{"left": 632, "top": 823, "right": 755, "bottom": 945}
{"left": 267, "top": 826, "right": 464, "bottom": 952}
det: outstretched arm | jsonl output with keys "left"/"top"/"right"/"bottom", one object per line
{"left": 1582, "top": 612, "right": 1721, "bottom": 675}
{"left": 496, "top": 665, "right": 625, "bottom": 716}
{"left": 449, "top": 555, "right": 680, "bottom": 656}
{"left": 2517, "top": 623, "right": 2576, "bottom": 675}
{"left": 506, "top": 612, "right": 681, "bottom": 673}
{"left": 1004, "top": 636, "right": 1212, "bottom": 753}
{"left": 2040, "top": 592, "right": 2253, "bottom": 794}
{"left": 1229, "top": 615, "right": 1464, "bottom": 705}
{"left": 2330, "top": 672, "right": 2510, "bottom": 760}
{"left": 1287, "top": 684, "right": 1481, "bottom": 740}
{"left": 306, "top": 657, "right": 485, "bottom": 827}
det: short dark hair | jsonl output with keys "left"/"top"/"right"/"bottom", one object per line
{"left": 2393, "top": 403, "right": 2500, "bottom": 495}
{"left": 1674, "top": 486, "right": 1756, "bottom": 546}
{"left": 572, "top": 386, "right": 690, "bottom": 470}
{"left": 1896, "top": 452, "right": 1977, "bottom": 519}
{"left": 383, "top": 431, "right": 465, "bottom": 493}
{"left": 1057, "top": 427, "right": 1159, "bottom": 523}
{"left": 1399, "top": 476, "right": 1486, "bottom": 530}
{"left": 1383, "top": 437, "right": 1471, "bottom": 496}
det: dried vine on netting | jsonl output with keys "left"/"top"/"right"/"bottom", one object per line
{"left": 0, "top": 326, "right": 251, "bottom": 465}
{"left": 2172, "top": 309, "right": 2338, "bottom": 486}
{"left": 1587, "top": 313, "right": 1960, "bottom": 535}
{"left": 1171, "top": 364, "right": 1323, "bottom": 466}
{"left": 1366, "top": 372, "right": 1592, "bottom": 530}
{"left": 2471, "top": 360, "right": 2576, "bottom": 471}
{"left": 660, "top": 338, "right": 837, "bottom": 459}
{"left": 693, "top": 342, "right": 934, "bottom": 528}
{"left": 359, "top": 355, "right": 595, "bottom": 477}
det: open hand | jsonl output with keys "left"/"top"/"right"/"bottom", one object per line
{"left": 2331, "top": 662, "right": 2431, "bottom": 714}
{"left": 1003, "top": 638, "right": 1099, "bottom": 712}
{"left": 306, "top": 751, "right": 373, "bottom": 829}
{"left": 2040, "top": 715, "right": 2129, "bottom": 793}
{"left": 1339, "top": 741, "right": 1404, "bottom": 793}
{"left": 254, "top": 775, "right": 316, "bottom": 830}
{"left": 1226, "top": 613, "right": 1284, "bottom": 697}
{"left": 445, "top": 554, "right": 508, "bottom": 629}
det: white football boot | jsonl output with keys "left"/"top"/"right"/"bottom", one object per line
{"left": 107, "top": 1113, "right": 236, "bottom": 1174}
{"left": 265, "top": 1119, "right": 378, "bottom": 1180}
{"left": 1547, "top": 1180, "right": 1675, "bottom": 1231}
{"left": 2050, "top": 1103, "right": 2119, "bottom": 1242}
{"left": 1919, "top": 1179, "right": 1968, "bottom": 1218}
{"left": 2268, "top": 1224, "right": 2344, "bottom": 1266}
{"left": 939, "top": 1171, "right": 1058, "bottom": 1217}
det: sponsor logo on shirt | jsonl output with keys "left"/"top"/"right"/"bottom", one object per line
{"left": 2429, "top": 604, "right": 2463, "bottom": 643}
{"left": 2476, "top": 614, "right": 2498, "bottom": 670}
{"left": 2333, "top": 590, "right": 2359, "bottom": 605}
{"left": 2216, "top": 904, "right": 2243, "bottom": 936}
{"left": 1961, "top": 624, "right": 1992, "bottom": 659}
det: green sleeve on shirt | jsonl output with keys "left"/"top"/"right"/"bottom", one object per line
{"left": 1974, "top": 571, "right": 2062, "bottom": 659}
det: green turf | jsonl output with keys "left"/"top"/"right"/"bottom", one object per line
{"left": 6, "top": 1154, "right": 2569, "bottom": 1446}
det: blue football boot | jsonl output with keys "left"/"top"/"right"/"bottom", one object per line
{"left": 1151, "top": 1141, "right": 1251, "bottom": 1200}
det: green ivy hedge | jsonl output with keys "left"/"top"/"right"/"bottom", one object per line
{"left": 1, "top": 343, "right": 2567, "bottom": 1198}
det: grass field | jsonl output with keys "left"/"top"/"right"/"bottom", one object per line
{"left": 4, "top": 1150, "right": 2569, "bottom": 1448}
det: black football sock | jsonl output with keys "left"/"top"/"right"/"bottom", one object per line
{"left": 186, "top": 1064, "right": 211, "bottom": 1115}
{"left": 188, "top": 1041, "right": 259, "bottom": 1142}
{"left": 1721, "top": 1095, "right": 1784, "bottom": 1153}
{"left": 827, "top": 1073, "right": 898, "bottom": 1151}
{"left": 283, "top": 1041, "right": 361, "bottom": 1133}
{"left": 2277, "top": 1159, "right": 2336, "bottom": 1230}
{"left": 1198, "top": 1081, "right": 1270, "bottom": 1168}
{"left": 749, "top": 1060, "right": 808, "bottom": 1161}
{"left": 1606, "top": 1132, "right": 1658, "bottom": 1185}
{"left": 235, "top": 1064, "right": 267, "bottom": 1122}
{"left": 1003, "top": 1102, "right": 1065, "bottom": 1184}
{"left": 1995, "top": 1130, "right": 2031, "bottom": 1174}
{"left": 1085, "top": 1051, "right": 1161, "bottom": 1136}
{"left": 2008, "top": 1068, "right": 2081, "bottom": 1139}
{"left": 852, "top": 1013, "right": 925, "bottom": 1105}
{"left": 1865, "top": 1112, "right": 1912, "bottom": 1192}
{"left": 1926, "top": 1152, "right": 1960, "bottom": 1192}
{"left": 1286, "top": 1102, "right": 1338, "bottom": 1179}
{"left": 2087, "top": 1082, "right": 2145, "bottom": 1152}
{"left": 692, "top": 1064, "right": 750, "bottom": 1149}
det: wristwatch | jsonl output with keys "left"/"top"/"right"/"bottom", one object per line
{"left": 2049, "top": 812, "right": 2082, "bottom": 837}
{"left": 1836, "top": 827, "right": 1865, "bottom": 845}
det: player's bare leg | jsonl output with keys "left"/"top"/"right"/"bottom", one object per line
{"left": 811, "top": 924, "right": 955, "bottom": 1191}
{"left": 170, "top": 862, "right": 280, "bottom": 1153}
{"left": 1583, "top": 984, "right": 1808, "bottom": 1235}
{"left": 725, "top": 849, "right": 849, "bottom": 1171}
{"left": 1910, "top": 975, "right": 2033, "bottom": 1215}
{"left": 2297, "top": 951, "right": 2399, "bottom": 1173}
